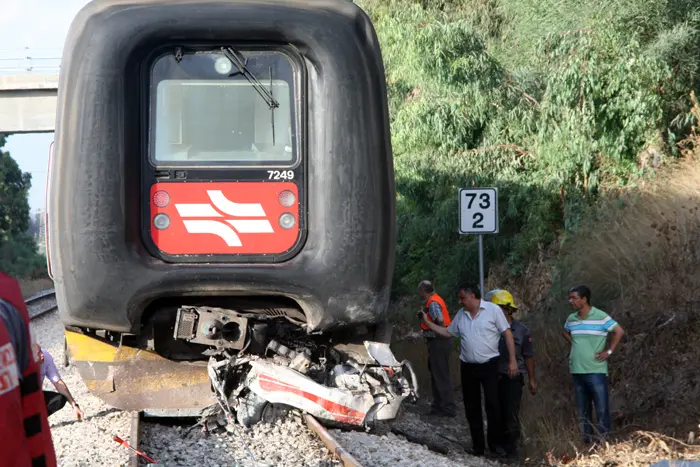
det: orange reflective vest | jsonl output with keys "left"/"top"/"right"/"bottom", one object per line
{"left": 0, "top": 272, "right": 57, "bottom": 467}
{"left": 420, "top": 293, "right": 451, "bottom": 330}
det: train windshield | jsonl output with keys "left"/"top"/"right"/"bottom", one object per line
{"left": 149, "top": 49, "right": 297, "bottom": 167}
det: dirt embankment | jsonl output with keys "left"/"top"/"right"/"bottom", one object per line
{"left": 389, "top": 152, "right": 700, "bottom": 465}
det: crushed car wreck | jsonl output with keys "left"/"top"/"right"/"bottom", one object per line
{"left": 175, "top": 305, "right": 418, "bottom": 429}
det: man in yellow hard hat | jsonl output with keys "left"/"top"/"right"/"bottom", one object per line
{"left": 485, "top": 289, "right": 537, "bottom": 461}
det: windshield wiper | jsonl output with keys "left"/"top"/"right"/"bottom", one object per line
{"left": 221, "top": 46, "right": 279, "bottom": 110}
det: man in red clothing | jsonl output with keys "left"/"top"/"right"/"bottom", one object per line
{"left": 0, "top": 271, "right": 57, "bottom": 467}
{"left": 0, "top": 300, "right": 31, "bottom": 467}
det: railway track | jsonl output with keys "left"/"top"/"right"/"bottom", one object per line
{"left": 25, "top": 290, "right": 480, "bottom": 467}
{"left": 25, "top": 289, "right": 58, "bottom": 319}
{"left": 128, "top": 411, "right": 363, "bottom": 467}
{"left": 24, "top": 290, "right": 366, "bottom": 467}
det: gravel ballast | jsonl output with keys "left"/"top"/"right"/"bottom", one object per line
{"left": 331, "top": 423, "right": 504, "bottom": 467}
{"left": 30, "top": 308, "right": 505, "bottom": 467}
{"left": 30, "top": 310, "right": 341, "bottom": 466}
{"left": 30, "top": 311, "right": 132, "bottom": 467}
{"left": 141, "top": 412, "right": 341, "bottom": 467}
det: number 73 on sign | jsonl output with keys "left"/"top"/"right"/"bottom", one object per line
{"left": 458, "top": 188, "right": 499, "bottom": 234}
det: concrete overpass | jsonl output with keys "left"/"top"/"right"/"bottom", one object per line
{"left": 0, "top": 74, "right": 59, "bottom": 134}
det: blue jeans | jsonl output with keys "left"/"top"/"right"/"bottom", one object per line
{"left": 572, "top": 374, "right": 610, "bottom": 444}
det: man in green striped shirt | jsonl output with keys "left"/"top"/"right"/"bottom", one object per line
{"left": 563, "top": 285, "right": 625, "bottom": 446}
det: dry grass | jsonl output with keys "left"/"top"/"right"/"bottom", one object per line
{"left": 511, "top": 156, "right": 700, "bottom": 463}
{"left": 388, "top": 157, "right": 700, "bottom": 463}
{"left": 543, "top": 431, "right": 700, "bottom": 466}
{"left": 17, "top": 277, "right": 54, "bottom": 299}
{"left": 384, "top": 104, "right": 700, "bottom": 463}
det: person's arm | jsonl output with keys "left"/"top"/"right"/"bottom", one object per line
{"left": 525, "top": 357, "right": 537, "bottom": 393}
{"left": 595, "top": 319, "right": 625, "bottom": 361}
{"left": 421, "top": 313, "right": 453, "bottom": 338}
{"left": 608, "top": 324, "right": 625, "bottom": 351}
{"left": 493, "top": 309, "right": 518, "bottom": 377}
{"left": 562, "top": 319, "right": 573, "bottom": 344}
{"left": 428, "top": 301, "right": 444, "bottom": 325}
{"left": 521, "top": 329, "right": 537, "bottom": 394}
{"left": 51, "top": 379, "right": 84, "bottom": 421}
{"left": 45, "top": 352, "right": 84, "bottom": 421}
{"left": 503, "top": 329, "right": 518, "bottom": 377}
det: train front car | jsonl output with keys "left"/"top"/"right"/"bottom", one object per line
{"left": 48, "top": 0, "right": 417, "bottom": 427}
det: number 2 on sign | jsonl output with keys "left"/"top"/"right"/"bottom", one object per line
{"left": 267, "top": 170, "right": 295, "bottom": 180}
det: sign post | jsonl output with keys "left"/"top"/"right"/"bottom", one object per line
{"left": 459, "top": 188, "right": 499, "bottom": 295}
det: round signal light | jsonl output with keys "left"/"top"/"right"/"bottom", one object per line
{"left": 278, "top": 190, "right": 296, "bottom": 207}
{"left": 153, "top": 190, "right": 170, "bottom": 208}
{"left": 279, "top": 213, "right": 296, "bottom": 230}
{"left": 153, "top": 213, "right": 171, "bottom": 230}
{"left": 214, "top": 56, "right": 233, "bottom": 75}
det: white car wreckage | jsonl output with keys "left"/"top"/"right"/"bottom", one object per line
{"left": 201, "top": 338, "right": 419, "bottom": 430}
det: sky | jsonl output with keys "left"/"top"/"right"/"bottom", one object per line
{"left": 0, "top": 0, "right": 92, "bottom": 215}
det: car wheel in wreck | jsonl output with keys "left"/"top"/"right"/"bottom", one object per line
{"left": 235, "top": 390, "right": 268, "bottom": 427}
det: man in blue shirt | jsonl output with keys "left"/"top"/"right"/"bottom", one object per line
{"left": 32, "top": 345, "right": 84, "bottom": 421}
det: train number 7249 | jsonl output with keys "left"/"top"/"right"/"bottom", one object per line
{"left": 267, "top": 170, "right": 295, "bottom": 180}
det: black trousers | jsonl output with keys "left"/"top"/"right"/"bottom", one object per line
{"left": 43, "top": 390, "right": 68, "bottom": 417}
{"left": 426, "top": 337, "right": 456, "bottom": 415}
{"left": 461, "top": 357, "right": 501, "bottom": 454}
{"left": 498, "top": 373, "right": 524, "bottom": 456}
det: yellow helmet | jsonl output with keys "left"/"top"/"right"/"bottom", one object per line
{"left": 485, "top": 289, "right": 518, "bottom": 311}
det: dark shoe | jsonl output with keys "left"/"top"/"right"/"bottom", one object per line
{"left": 505, "top": 449, "right": 520, "bottom": 461}
{"left": 489, "top": 446, "right": 508, "bottom": 458}
{"left": 465, "top": 448, "right": 485, "bottom": 457}
{"left": 502, "top": 444, "right": 519, "bottom": 458}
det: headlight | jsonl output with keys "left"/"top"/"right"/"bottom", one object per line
{"left": 279, "top": 213, "right": 296, "bottom": 230}
{"left": 153, "top": 213, "right": 171, "bottom": 230}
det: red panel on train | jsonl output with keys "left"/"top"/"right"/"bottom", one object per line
{"left": 149, "top": 182, "right": 300, "bottom": 255}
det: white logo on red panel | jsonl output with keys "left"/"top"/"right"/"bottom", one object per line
{"left": 174, "top": 190, "right": 274, "bottom": 247}
{"left": 0, "top": 342, "right": 19, "bottom": 396}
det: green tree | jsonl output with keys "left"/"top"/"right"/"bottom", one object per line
{"left": 357, "top": 0, "right": 700, "bottom": 298}
{"left": 0, "top": 134, "right": 47, "bottom": 278}
{"left": 0, "top": 134, "right": 32, "bottom": 240}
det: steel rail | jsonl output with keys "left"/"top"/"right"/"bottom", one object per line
{"left": 304, "top": 414, "right": 363, "bottom": 467}
{"left": 128, "top": 412, "right": 141, "bottom": 467}
{"left": 25, "top": 290, "right": 58, "bottom": 320}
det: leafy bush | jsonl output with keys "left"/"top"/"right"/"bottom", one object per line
{"left": 0, "top": 134, "right": 48, "bottom": 279}
{"left": 358, "top": 0, "right": 700, "bottom": 298}
{"left": 0, "top": 233, "right": 48, "bottom": 279}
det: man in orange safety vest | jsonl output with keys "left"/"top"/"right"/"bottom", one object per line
{"left": 418, "top": 280, "right": 456, "bottom": 417}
